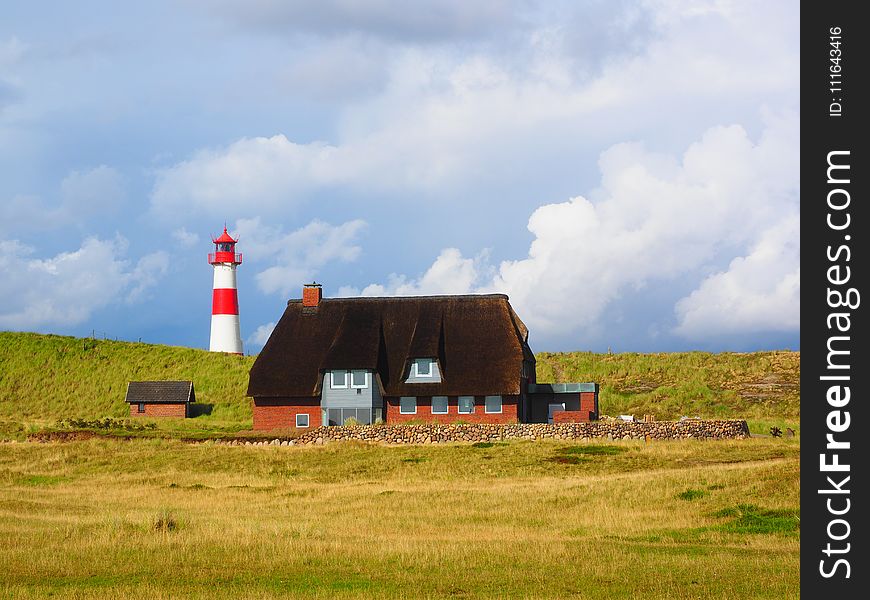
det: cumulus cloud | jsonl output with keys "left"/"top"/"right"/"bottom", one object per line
{"left": 233, "top": 218, "right": 367, "bottom": 297}
{"left": 345, "top": 112, "right": 799, "bottom": 340}
{"left": 246, "top": 321, "right": 276, "bottom": 350}
{"left": 151, "top": 135, "right": 344, "bottom": 218}
{"left": 1, "top": 236, "right": 169, "bottom": 330}
{"left": 150, "top": 0, "right": 797, "bottom": 220}
{"left": 339, "top": 248, "right": 489, "bottom": 297}
{"left": 673, "top": 215, "right": 800, "bottom": 338}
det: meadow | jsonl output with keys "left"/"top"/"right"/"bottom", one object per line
{"left": 0, "top": 332, "right": 800, "bottom": 598}
{"left": 0, "top": 436, "right": 799, "bottom": 599}
{"left": 0, "top": 332, "right": 800, "bottom": 438}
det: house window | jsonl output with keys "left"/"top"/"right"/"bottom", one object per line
{"left": 432, "top": 396, "right": 448, "bottom": 414}
{"left": 137, "top": 403, "right": 145, "bottom": 413}
{"left": 296, "top": 413, "right": 309, "bottom": 428}
{"left": 351, "top": 370, "right": 368, "bottom": 388}
{"left": 400, "top": 396, "right": 417, "bottom": 414}
{"left": 485, "top": 395, "right": 503, "bottom": 414}
{"left": 458, "top": 396, "right": 474, "bottom": 414}
{"left": 413, "top": 358, "right": 433, "bottom": 378}
{"left": 331, "top": 370, "right": 348, "bottom": 389}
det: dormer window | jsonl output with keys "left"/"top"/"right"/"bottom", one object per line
{"left": 331, "top": 370, "right": 348, "bottom": 389}
{"left": 412, "top": 358, "right": 433, "bottom": 378}
{"left": 330, "top": 369, "right": 369, "bottom": 389}
{"left": 351, "top": 370, "right": 368, "bottom": 389}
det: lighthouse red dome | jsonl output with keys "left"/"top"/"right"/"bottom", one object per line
{"left": 208, "top": 227, "right": 242, "bottom": 265}
{"left": 212, "top": 227, "right": 237, "bottom": 244}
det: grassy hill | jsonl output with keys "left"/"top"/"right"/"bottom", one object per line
{"left": 0, "top": 332, "right": 799, "bottom": 436}
{"left": 537, "top": 350, "right": 800, "bottom": 420}
{"left": 0, "top": 332, "right": 255, "bottom": 436}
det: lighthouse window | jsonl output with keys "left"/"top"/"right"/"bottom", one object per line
{"left": 218, "top": 243, "right": 233, "bottom": 252}
{"left": 351, "top": 370, "right": 368, "bottom": 388}
{"left": 331, "top": 370, "right": 348, "bottom": 389}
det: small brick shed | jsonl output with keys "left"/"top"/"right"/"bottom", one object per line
{"left": 125, "top": 381, "right": 195, "bottom": 418}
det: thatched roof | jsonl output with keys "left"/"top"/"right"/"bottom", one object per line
{"left": 125, "top": 381, "right": 195, "bottom": 404}
{"left": 247, "top": 294, "right": 532, "bottom": 398}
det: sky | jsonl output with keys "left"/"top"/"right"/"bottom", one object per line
{"left": 1, "top": 0, "right": 799, "bottom": 354}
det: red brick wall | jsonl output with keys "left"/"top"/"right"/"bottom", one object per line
{"left": 385, "top": 396, "right": 519, "bottom": 424}
{"left": 253, "top": 397, "right": 322, "bottom": 430}
{"left": 580, "top": 391, "right": 598, "bottom": 417}
{"left": 129, "top": 403, "right": 188, "bottom": 418}
{"left": 553, "top": 410, "right": 594, "bottom": 423}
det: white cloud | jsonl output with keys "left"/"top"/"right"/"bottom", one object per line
{"left": 673, "top": 215, "right": 800, "bottom": 338}
{"left": 149, "top": 0, "right": 797, "bottom": 220}
{"left": 1, "top": 236, "right": 168, "bottom": 330}
{"left": 172, "top": 227, "right": 200, "bottom": 248}
{"left": 151, "top": 135, "right": 344, "bottom": 218}
{"left": 233, "top": 218, "right": 367, "bottom": 297}
{"left": 340, "top": 248, "right": 488, "bottom": 297}
{"left": 345, "top": 112, "right": 799, "bottom": 339}
{"left": 246, "top": 321, "right": 276, "bottom": 349}
{"left": 127, "top": 251, "right": 170, "bottom": 303}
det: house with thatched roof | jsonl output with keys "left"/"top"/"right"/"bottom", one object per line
{"left": 247, "top": 284, "right": 598, "bottom": 430}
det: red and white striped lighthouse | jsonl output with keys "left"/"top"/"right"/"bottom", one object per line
{"left": 208, "top": 227, "right": 244, "bottom": 354}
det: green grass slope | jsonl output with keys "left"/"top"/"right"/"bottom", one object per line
{"left": 537, "top": 350, "right": 800, "bottom": 420}
{"left": 0, "top": 333, "right": 799, "bottom": 435}
{"left": 0, "top": 332, "right": 255, "bottom": 434}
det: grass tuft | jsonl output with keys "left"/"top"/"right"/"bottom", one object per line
{"left": 562, "top": 445, "right": 627, "bottom": 456}
{"left": 676, "top": 489, "right": 706, "bottom": 501}
{"left": 712, "top": 504, "right": 800, "bottom": 535}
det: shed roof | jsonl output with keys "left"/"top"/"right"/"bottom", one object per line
{"left": 247, "top": 294, "right": 531, "bottom": 398}
{"left": 125, "top": 381, "right": 195, "bottom": 404}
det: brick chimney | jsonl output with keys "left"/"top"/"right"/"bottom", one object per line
{"left": 302, "top": 282, "right": 322, "bottom": 307}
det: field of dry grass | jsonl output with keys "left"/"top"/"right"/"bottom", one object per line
{"left": 0, "top": 436, "right": 799, "bottom": 599}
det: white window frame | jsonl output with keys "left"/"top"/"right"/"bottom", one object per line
{"left": 458, "top": 396, "right": 474, "bottom": 414}
{"left": 399, "top": 396, "right": 417, "bottom": 415}
{"left": 331, "top": 370, "right": 348, "bottom": 389}
{"left": 296, "top": 413, "right": 309, "bottom": 428}
{"left": 351, "top": 370, "right": 369, "bottom": 389}
{"left": 412, "top": 358, "right": 434, "bottom": 378}
{"left": 431, "top": 396, "right": 448, "bottom": 414}
{"left": 484, "top": 395, "right": 503, "bottom": 414}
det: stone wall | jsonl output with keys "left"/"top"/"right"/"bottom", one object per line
{"left": 214, "top": 419, "right": 750, "bottom": 446}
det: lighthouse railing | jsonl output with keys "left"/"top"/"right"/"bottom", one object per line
{"left": 208, "top": 252, "right": 243, "bottom": 264}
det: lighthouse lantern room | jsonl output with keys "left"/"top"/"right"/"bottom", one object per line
{"left": 208, "top": 227, "right": 244, "bottom": 354}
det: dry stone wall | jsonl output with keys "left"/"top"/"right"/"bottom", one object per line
{"left": 213, "top": 420, "right": 750, "bottom": 447}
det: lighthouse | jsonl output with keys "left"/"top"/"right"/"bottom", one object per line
{"left": 208, "top": 227, "right": 244, "bottom": 354}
